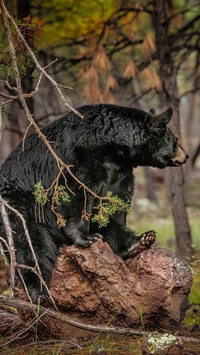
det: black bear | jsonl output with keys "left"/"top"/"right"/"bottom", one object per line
{"left": 0, "top": 104, "right": 188, "bottom": 301}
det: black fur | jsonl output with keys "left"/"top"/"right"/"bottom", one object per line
{"left": 0, "top": 104, "right": 187, "bottom": 300}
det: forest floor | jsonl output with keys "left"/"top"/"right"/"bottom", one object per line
{"left": 0, "top": 168, "right": 200, "bottom": 354}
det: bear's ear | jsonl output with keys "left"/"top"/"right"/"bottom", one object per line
{"left": 149, "top": 108, "right": 156, "bottom": 115}
{"left": 149, "top": 108, "right": 173, "bottom": 128}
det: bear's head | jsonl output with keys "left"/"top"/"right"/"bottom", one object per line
{"left": 136, "top": 108, "right": 189, "bottom": 169}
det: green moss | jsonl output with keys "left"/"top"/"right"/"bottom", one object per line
{"left": 184, "top": 260, "right": 200, "bottom": 328}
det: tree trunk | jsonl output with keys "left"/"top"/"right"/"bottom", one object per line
{"left": 186, "top": 52, "right": 200, "bottom": 172}
{"left": 144, "top": 167, "right": 157, "bottom": 202}
{"left": 0, "top": 0, "right": 34, "bottom": 162}
{"left": 152, "top": 0, "right": 192, "bottom": 261}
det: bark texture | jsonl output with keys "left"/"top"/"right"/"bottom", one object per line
{"left": 42, "top": 240, "right": 192, "bottom": 336}
{"left": 152, "top": 0, "right": 192, "bottom": 261}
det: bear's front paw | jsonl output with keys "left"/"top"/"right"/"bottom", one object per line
{"left": 128, "top": 230, "right": 156, "bottom": 258}
{"left": 73, "top": 233, "right": 103, "bottom": 247}
{"left": 87, "top": 233, "right": 104, "bottom": 245}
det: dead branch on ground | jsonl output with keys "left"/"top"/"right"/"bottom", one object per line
{"left": 0, "top": 296, "right": 199, "bottom": 346}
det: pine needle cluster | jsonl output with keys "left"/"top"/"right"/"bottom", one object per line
{"left": 92, "top": 192, "right": 130, "bottom": 228}
{"left": 34, "top": 184, "right": 129, "bottom": 229}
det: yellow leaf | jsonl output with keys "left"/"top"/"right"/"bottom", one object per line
{"left": 83, "top": 83, "right": 103, "bottom": 103}
{"left": 92, "top": 46, "right": 110, "bottom": 73}
{"left": 153, "top": 73, "right": 162, "bottom": 91}
{"left": 141, "top": 67, "right": 162, "bottom": 91}
{"left": 146, "top": 34, "right": 156, "bottom": 51}
{"left": 81, "top": 66, "right": 99, "bottom": 85}
{"left": 142, "top": 34, "right": 156, "bottom": 59}
{"left": 123, "top": 60, "right": 138, "bottom": 79}
{"left": 104, "top": 75, "right": 118, "bottom": 91}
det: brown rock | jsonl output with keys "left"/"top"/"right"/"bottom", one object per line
{"left": 11, "top": 239, "right": 192, "bottom": 338}
{"left": 49, "top": 239, "right": 192, "bottom": 332}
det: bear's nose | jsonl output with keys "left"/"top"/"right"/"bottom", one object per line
{"left": 171, "top": 145, "right": 189, "bottom": 166}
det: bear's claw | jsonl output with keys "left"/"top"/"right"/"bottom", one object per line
{"left": 128, "top": 230, "right": 156, "bottom": 258}
{"left": 139, "top": 230, "right": 156, "bottom": 248}
{"left": 88, "top": 233, "right": 104, "bottom": 245}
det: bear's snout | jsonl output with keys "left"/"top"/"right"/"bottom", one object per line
{"left": 171, "top": 145, "right": 189, "bottom": 166}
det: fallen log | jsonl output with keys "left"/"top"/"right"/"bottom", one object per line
{"left": 2, "top": 239, "right": 193, "bottom": 337}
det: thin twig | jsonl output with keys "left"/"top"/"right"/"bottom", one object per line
{"left": 0, "top": 60, "right": 59, "bottom": 107}
{"left": 0, "top": 196, "right": 16, "bottom": 289}
{"left": 0, "top": 2, "right": 84, "bottom": 119}
{"left": 0, "top": 236, "right": 9, "bottom": 262}
{"left": 2, "top": 198, "right": 41, "bottom": 274}
{"left": 0, "top": 0, "right": 109, "bottom": 308}
{"left": 0, "top": 311, "right": 48, "bottom": 347}
{"left": 0, "top": 98, "right": 13, "bottom": 107}
{"left": 0, "top": 105, "right": 3, "bottom": 142}
{"left": 1, "top": 0, "right": 106, "bottom": 202}
{"left": 0, "top": 197, "right": 57, "bottom": 309}
{"left": 0, "top": 296, "right": 200, "bottom": 344}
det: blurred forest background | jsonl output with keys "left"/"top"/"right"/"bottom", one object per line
{"left": 0, "top": 0, "right": 200, "bottom": 262}
{"left": 0, "top": 0, "right": 200, "bottom": 352}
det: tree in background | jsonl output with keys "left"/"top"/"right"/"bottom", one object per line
{"left": 0, "top": 0, "right": 199, "bottom": 261}
{"left": 152, "top": 0, "right": 193, "bottom": 260}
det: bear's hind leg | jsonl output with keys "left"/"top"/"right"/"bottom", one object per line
{"left": 97, "top": 222, "right": 156, "bottom": 260}
{"left": 123, "top": 230, "right": 156, "bottom": 259}
{"left": 16, "top": 226, "right": 59, "bottom": 302}
{"left": 18, "top": 250, "right": 57, "bottom": 302}
{"left": 18, "top": 269, "right": 47, "bottom": 302}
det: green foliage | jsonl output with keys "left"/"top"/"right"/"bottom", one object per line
{"left": 34, "top": 184, "right": 129, "bottom": 228}
{"left": 0, "top": 15, "right": 44, "bottom": 80}
{"left": 33, "top": 181, "right": 49, "bottom": 205}
{"left": 189, "top": 265, "right": 200, "bottom": 304}
{"left": 2, "top": 0, "right": 198, "bottom": 104}
{"left": 52, "top": 185, "right": 70, "bottom": 205}
{"left": 33, "top": 0, "right": 117, "bottom": 48}
{"left": 33, "top": 182, "right": 70, "bottom": 206}
{"left": 92, "top": 191, "right": 130, "bottom": 228}
{"left": 33, "top": 181, "right": 70, "bottom": 228}
{"left": 31, "top": 69, "right": 39, "bottom": 79}
{"left": 184, "top": 260, "right": 200, "bottom": 328}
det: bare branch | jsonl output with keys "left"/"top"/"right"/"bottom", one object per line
{"left": 0, "top": 106, "right": 3, "bottom": 142}
{"left": 0, "top": 60, "right": 60, "bottom": 111}
{"left": 0, "top": 1, "right": 83, "bottom": 119}
{"left": 0, "top": 196, "right": 16, "bottom": 289}
{"left": 0, "top": 197, "right": 57, "bottom": 309}
{"left": 180, "top": 86, "right": 200, "bottom": 98}
{"left": 0, "top": 237, "right": 9, "bottom": 263}
{"left": 0, "top": 1, "right": 135, "bottom": 307}
{"left": 2, "top": 198, "right": 41, "bottom": 274}
{"left": 1, "top": 4, "right": 105, "bottom": 201}
{"left": 0, "top": 91, "right": 17, "bottom": 100}
{"left": 0, "top": 311, "right": 48, "bottom": 347}
{"left": 0, "top": 296, "right": 200, "bottom": 345}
